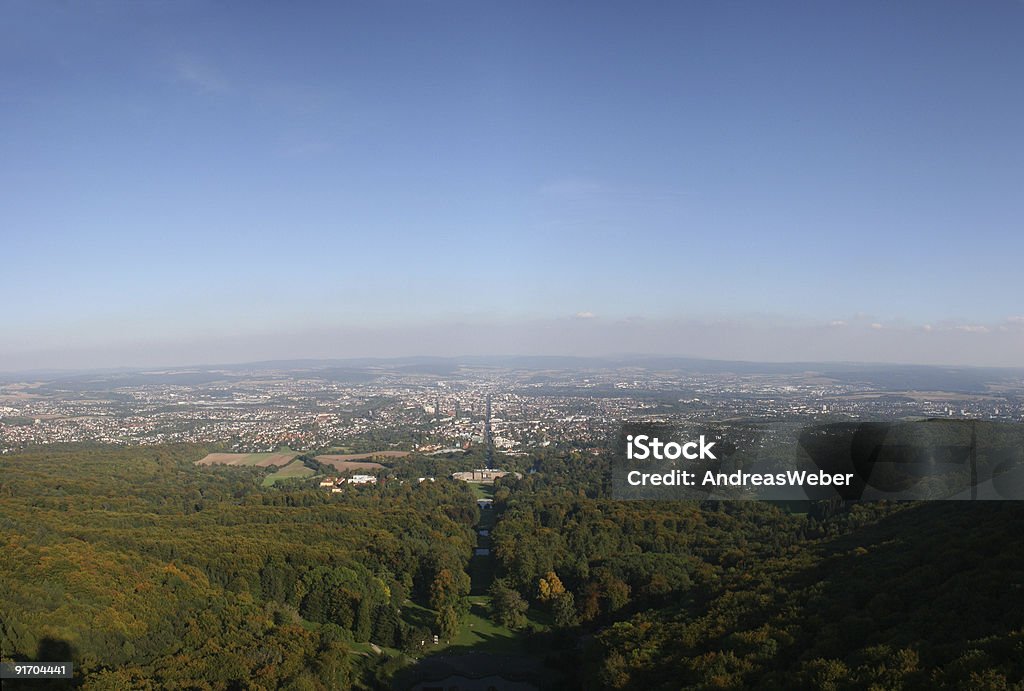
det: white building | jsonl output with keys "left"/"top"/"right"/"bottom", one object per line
{"left": 345, "top": 474, "right": 378, "bottom": 485}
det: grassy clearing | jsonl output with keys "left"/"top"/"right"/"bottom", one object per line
{"left": 261, "top": 459, "right": 317, "bottom": 486}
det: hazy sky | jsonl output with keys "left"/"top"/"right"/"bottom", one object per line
{"left": 3, "top": 1, "right": 1023, "bottom": 369}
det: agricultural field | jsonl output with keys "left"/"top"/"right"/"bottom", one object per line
{"left": 195, "top": 451, "right": 298, "bottom": 467}
{"left": 315, "top": 458, "right": 386, "bottom": 472}
{"left": 315, "top": 451, "right": 409, "bottom": 461}
{"left": 314, "top": 451, "right": 407, "bottom": 471}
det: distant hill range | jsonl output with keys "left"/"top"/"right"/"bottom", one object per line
{"left": 2, "top": 355, "right": 1022, "bottom": 394}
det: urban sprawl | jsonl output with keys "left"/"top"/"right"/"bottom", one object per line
{"left": 2, "top": 362, "right": 1022, "bottom": 455}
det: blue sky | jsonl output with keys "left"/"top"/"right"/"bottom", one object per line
{"left": 3, "top": 1, "right": 1023, "bottom": 368}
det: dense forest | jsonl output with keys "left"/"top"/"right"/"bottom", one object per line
{"left": 489, "top": 451, "right": 1024, "bottom": 689}
{"left": 0, "top": 445, "right": 477, "bottom": 689}
{"left": 2, "top": 443, "right": 1024, "bottom": 689}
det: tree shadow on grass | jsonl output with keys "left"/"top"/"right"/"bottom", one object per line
{"left": 390, "top": 641, "right": 551, "bottom": 690}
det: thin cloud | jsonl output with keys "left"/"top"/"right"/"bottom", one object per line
{"left": 575, "top": 311, "right": 597, "bottom": 319}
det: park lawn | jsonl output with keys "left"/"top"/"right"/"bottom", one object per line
{"left": 449, "top": 596, "right": 520, "bottom": 651}
{"left": 422, "top": 597, "right": 521, "bottom": 654}
{"left": 401, "top": 598, "right": 520, "bottom": 655}
{"left": 469, "top": 482, "right": 494, "bottom": 500}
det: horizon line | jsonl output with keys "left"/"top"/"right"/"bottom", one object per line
{"left": 4, "top": 352, "right": 1024, "bottom": 379}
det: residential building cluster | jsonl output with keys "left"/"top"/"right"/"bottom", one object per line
{"left": 2, "top": 364, "right": 1022, "bottom": 455}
